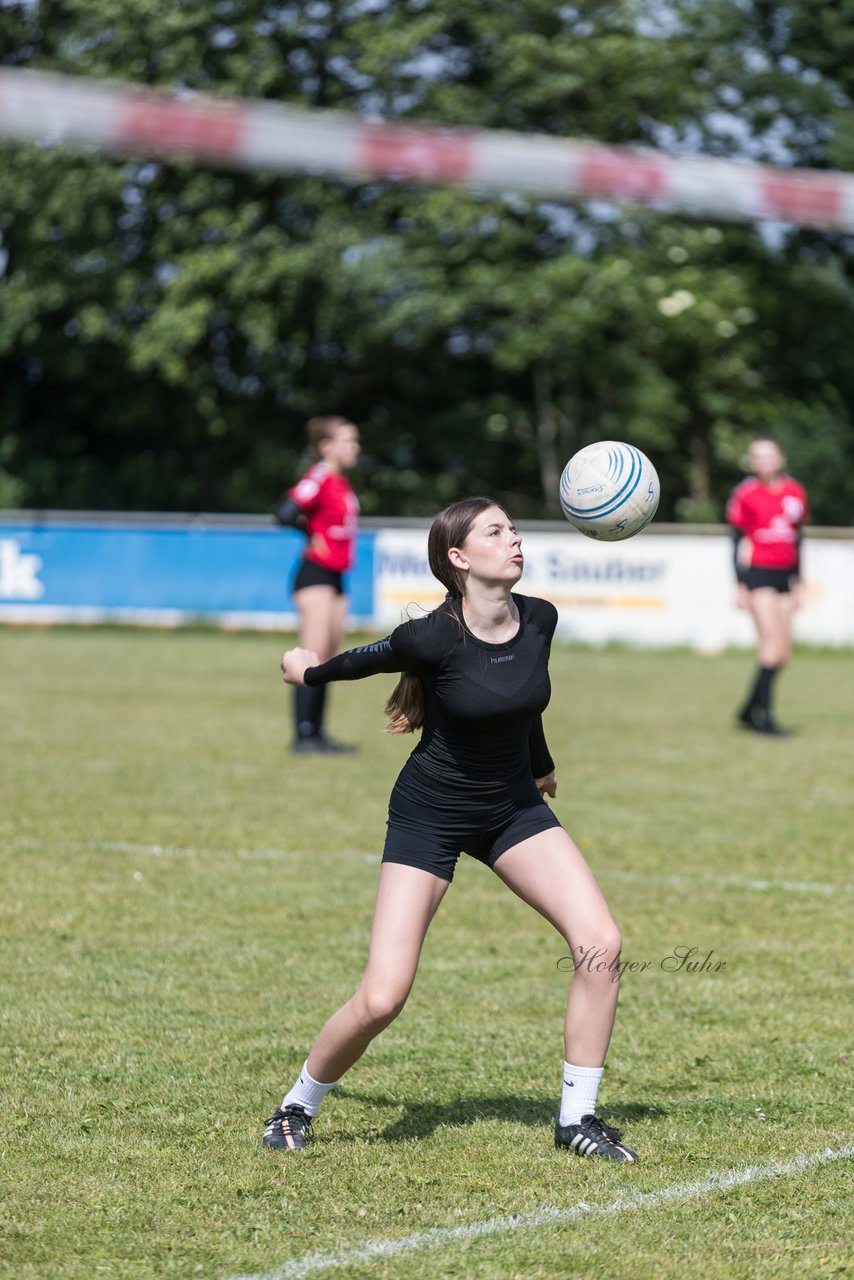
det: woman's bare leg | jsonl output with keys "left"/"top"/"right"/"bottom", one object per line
{"left": 748, "top": 587, "right": 792, "bottom": 669}
{"left": 492, "top": 827, "right": 622, "bottom": 1066}
{"left": 295, "top": 584, "right": 339, "bottom": 662}
{"left": 292, "top": 585, "right": 338, "bottom": 740}
{"left": 742, "top": 587, "right": 794, "bottom": 725}
{"left": 329, "top": 591, "right": 349, "bottom": 660}
{"left": 307, "top": 863, "right": 449, "bottom": 1081}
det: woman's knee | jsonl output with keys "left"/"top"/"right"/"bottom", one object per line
{"left": 353, "top": 983, "right": 409, "bottom": 1032}
{"left": 600, "top": 924, "right": 623, "bottom": 963}
{"left": 568, "top": 922, "right": 623, "bottom": 975}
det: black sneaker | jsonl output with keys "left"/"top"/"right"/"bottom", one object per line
{"left": 263, "top": 1104, "right": 313, "bottom": 1150}
{"left": 555, "top": 1113, "right": 639, "bottom": 1162}
{"left": 754, "top": 717, "right": 793, "bottom": 737}
{"left": 737, "top": 710, "right": 793, "bottom": 737}
{"left": 292, "top": 735, "right": 356, "bottom": 755}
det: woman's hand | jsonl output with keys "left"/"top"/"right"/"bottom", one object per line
{"left": 280, "top": 647, "right": 319, "bottom": 686}
{"left": 308, "top": 531, "right": 332, "bottom": 560}
{"left": 735, "top": 582, "right": 750, "bottom": 611}
{"left": 535, "top": 772, "right": 557, "bottom": 800}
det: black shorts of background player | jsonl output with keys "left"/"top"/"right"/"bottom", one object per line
{"left": 274, "top": 416, "right": 360, "bottom": 753}
{"left": 262, "top": 497, "right": 639, "bottom": 1162}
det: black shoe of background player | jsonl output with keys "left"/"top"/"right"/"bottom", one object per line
{"left": 292, "top": 734, "right": 357, "bottom": 755}
{"left": 555, "top": 1113, "right": 639, "bottom": 1162}
{"left": 752, "top": 715, "right": 794, "bottom": 737}
{"left": 737, "top": 709, "right": 793, "bottom": 737}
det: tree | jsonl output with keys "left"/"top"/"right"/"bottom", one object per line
{"left": 1, "top": 1, "right": 853, "bottom": 522}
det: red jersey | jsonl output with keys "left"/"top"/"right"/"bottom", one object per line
{"left": 288, "top": 462, "right": 360, "bottom": 573}
{"left": 726, "top": 476, "right": 808, "bottom": 570}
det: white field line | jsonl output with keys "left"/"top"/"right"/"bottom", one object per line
{"left": 6, "top": 837, "right": 297, "bottom": 860}
{"left": 224, "top": 1144, "right": 854, "bottom": 1280}
{"left": 7, "top": 837, "right": 852, "bottom": 894}
{"left": 597, "top": 868, "right": 854, "bottom": 896}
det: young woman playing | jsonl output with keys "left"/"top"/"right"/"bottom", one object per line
{"left": 265, "top": 496, "right": 638, "bottom": 1162}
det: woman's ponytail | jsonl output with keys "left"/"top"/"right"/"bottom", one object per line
{"left": 384, "top": 673, "right": 425, "bottom": 734}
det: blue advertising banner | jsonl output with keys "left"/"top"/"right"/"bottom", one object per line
{"left": 2, "top": 515, "right": 853, "bottom": 645}
{"left": 0, "top": 521, "right": 376, "bottom": 626}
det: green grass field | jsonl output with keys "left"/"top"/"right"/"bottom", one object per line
{"left": 1, "top": 627, "right": 851, "bottom": 1280}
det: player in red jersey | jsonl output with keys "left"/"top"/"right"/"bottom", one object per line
{"left": 726, "top": 437, "right": 808, "bottom": 735}
{"left": 275, "top": 416, "right": 361, "bottom": 753}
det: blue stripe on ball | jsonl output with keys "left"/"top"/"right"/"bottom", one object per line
{"left": 562, "top": 445, "right": 643, "bottom": 519}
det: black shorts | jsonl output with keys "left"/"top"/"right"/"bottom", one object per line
{"left": 744, "top": 567, "right": 796, "bottom": 593}
{"left": 383, "top": 760, "right": 563, "bottom": 882}
{"left": 293, "top": 560, "right": 345, "bottom": 595}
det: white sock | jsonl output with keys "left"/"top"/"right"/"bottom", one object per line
{"left": 559, "top": 1061, "right": 604, "bottom": 1126}
{"left": 282, "top": 1060, "right": 339, "bottom": 1117}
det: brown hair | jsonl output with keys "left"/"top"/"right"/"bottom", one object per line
{"left": 385, "top": 497, "right": 504, "bottom": 734}
{"left": 306, "top": 415, "right": 353, "bottom": 453}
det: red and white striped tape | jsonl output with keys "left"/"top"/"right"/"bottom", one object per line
{"left": 2, "top": 66, "right": 853, "bottom": 231}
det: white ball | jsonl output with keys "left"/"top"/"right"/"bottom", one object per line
{"left": 559, "top": 441, "right": 660, "bottom": 541}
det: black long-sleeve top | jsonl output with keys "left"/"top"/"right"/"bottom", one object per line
{"left": 304, "top": 593, "right": 557, "bottom": 791}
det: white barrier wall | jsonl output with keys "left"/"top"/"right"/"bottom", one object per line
{"left": 375, "top": 529, "right": 854, "bottom": 651}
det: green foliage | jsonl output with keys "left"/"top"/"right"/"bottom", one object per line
{"left": 1, "top": 2, "right": 854, "bottom": 520}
